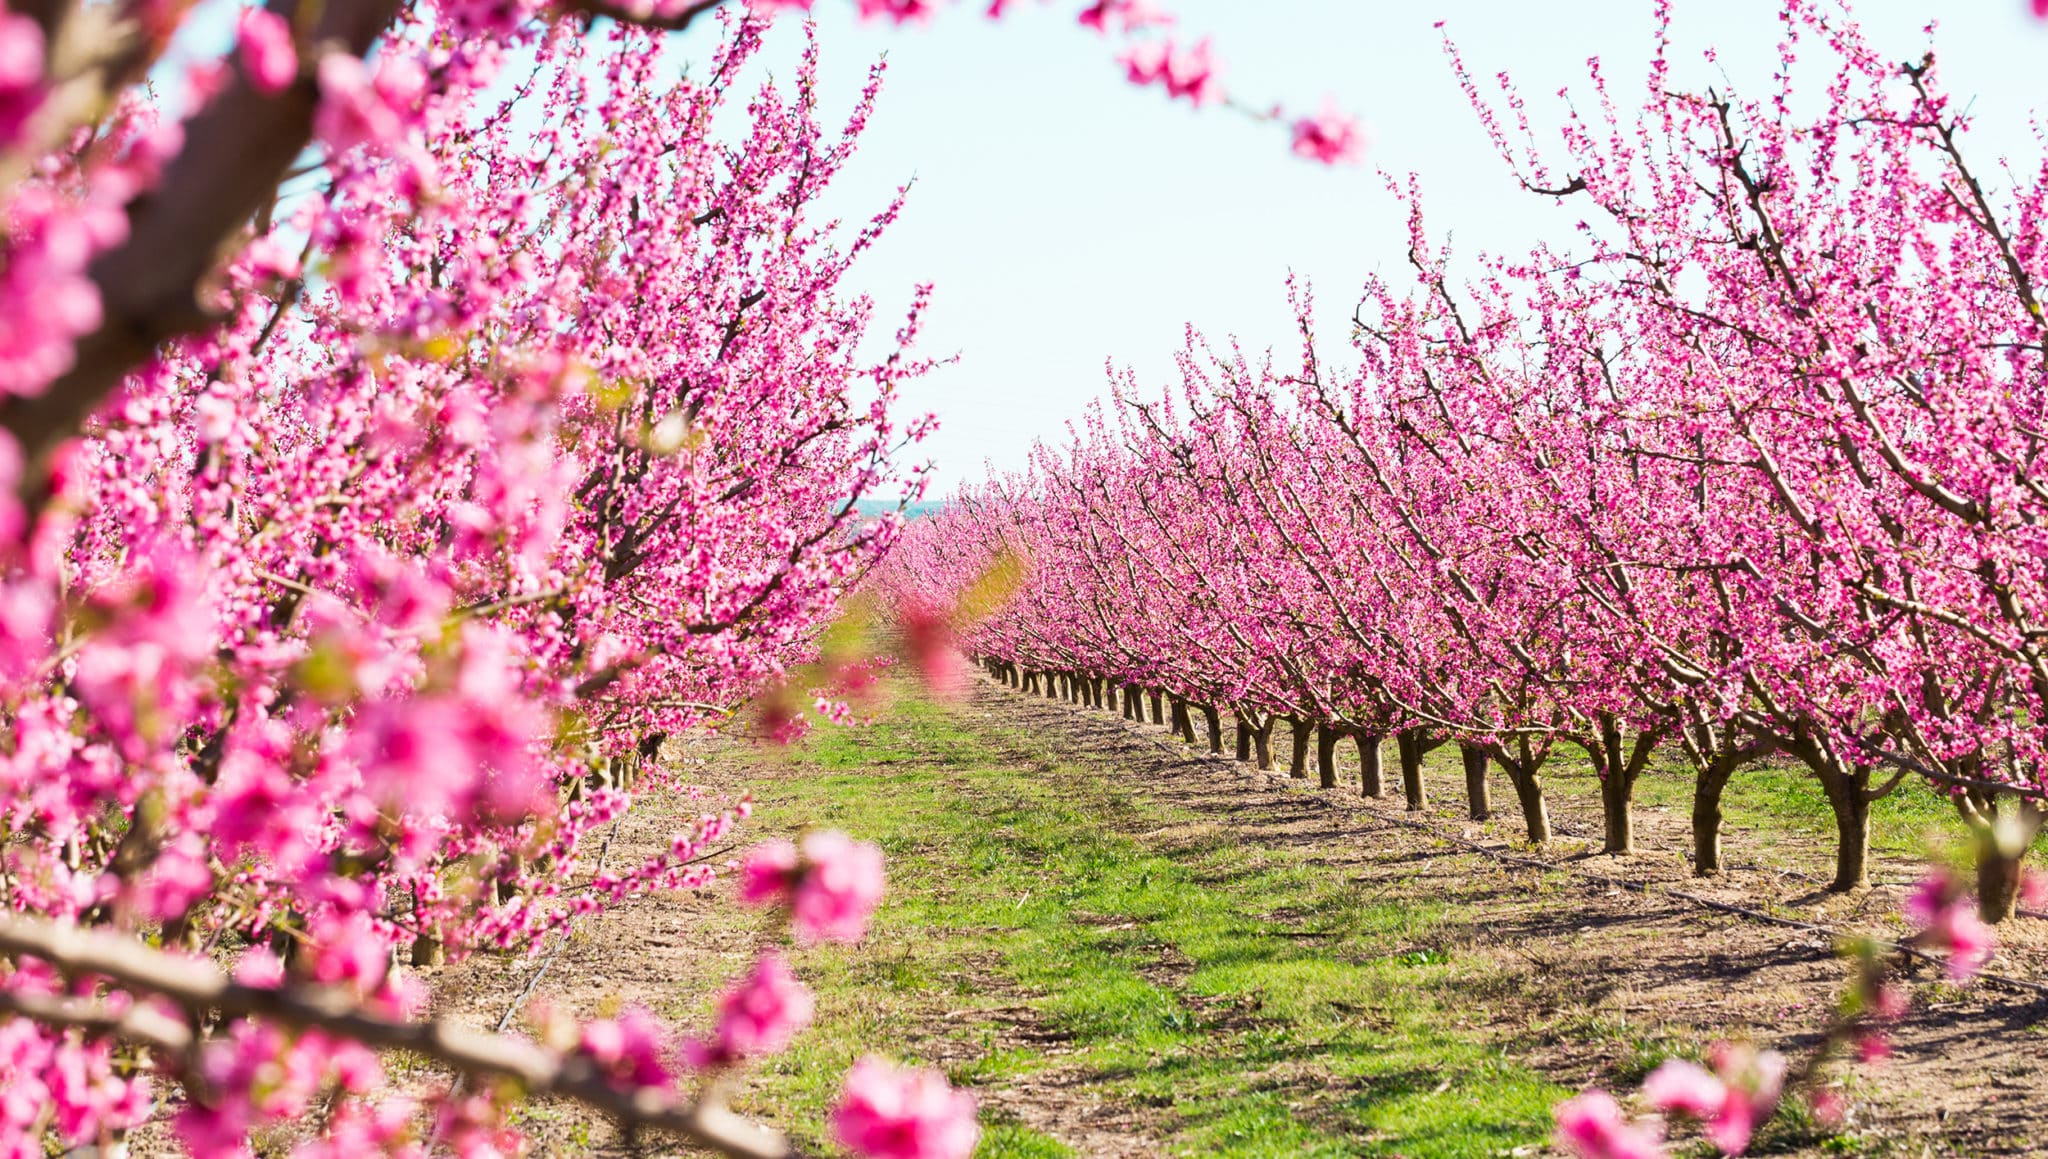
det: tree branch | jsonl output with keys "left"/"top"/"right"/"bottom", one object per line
{"left": 0, "top": 915, "right": 793, "bottom": 1159}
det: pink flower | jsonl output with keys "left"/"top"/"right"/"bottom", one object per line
{"left": 1640, "top": 1059, "right": 1722, "bottom": 1119}
{"left": 0, "top": 6, "right": 44, "bottom": 146}
{"left": 703, "top": 952, "right": 814, "bottom": 1062}
{"left": 577, "top": 1008, "right": 674, "bottom": 1092}
{"left": 1079, "top": 0, "right": 1172, "bottom": 34}
{"left": 1159, "top": 38, "right": 1220, "bottom": 106}
{"left": 1553, "top": 1090, "right": 1667, "bottom": 1159}
{"left": 738, "top": 838, "right": 800, "bottom": 905}
{"left": 315, "top": 52, "right": 426, "bottom": 154}
{"left": 1290, "top": 101, "right": 1365, "bottom": 166}
{"left": 1930, "top": 904, "right": 1995, "bottom": 982}
{"left": 236, "top": 8, "right": 297, "bottom": 95}
{"left": 1118, "top": 39, "right": 1168, "bottom": 86}
{"left": 832, "top": 1056, "right": 979, "bottom": 1159}
{"left": 1641, "top": 1044, "right": 1783, "bottom": 1156}
{"left": 900, "top": 601, "right": 966, "bottom": 699}
{"left": 792, "top": 830, "right": 886, "bottom": 944}
{"left": 1904, "top": 869, "right": 1997, "bottom": 982}
{"left": 854, "top": 0, "right": 940, "bottom": 22}
{"left": 737, "top": 831, "right": 886, "bottom": 943}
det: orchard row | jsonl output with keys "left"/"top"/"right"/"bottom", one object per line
{"left": 883, "top": 1, "right": 2048, "bottom": 930}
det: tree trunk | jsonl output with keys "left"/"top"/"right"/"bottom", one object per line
{"left": 1509, "top": 763, "right": 1552, "bottom": 844}
{"left": 1235, "top": 712, "right": 1253, "bottom": 762}
{"left": 1961, "top": 793, "right": 2043, "bottom": 923}
{"left": 1819, "top": 772, "right": 1872, "bottom": 892}
{"left": 1398, "top": 731, "right": 1428, "bottom": 810}
{"left": 1595, "top": 714, "right": 1634, "bottom": 856}
{"left": 1288, "top": 718, "right": 1312, "bottom": 779}
{"left": 1460, "top": 743, "right": 1491, "bottom": 821}
{"left": 1022, "top": 670, "right": 1037, "bottom": 694}
{"left": 1356, "top": 733, "right": 1384, "bottom": 798}
{"left": 1501, "top": 737, "right": 1552, "bottom": 844}
{"left": 1171, "top": 697, "right": 1196, "bottom": 744}
{"left": 1202, "top": 704, "right": 1223, "bottom": 754}
{"left": 1254, "top": 717, "right": 1275, "bottom": 770}
{"left": 1315, "top": 725, "right": 1340, "bottom": 790}
{"left": 410, "top": 884, "right": 444, "bottom": 969}
{"left": 1599, "top": 761, "right": 1633, "bottom": 856}
{"left": 1979, "top": 842, "right": 2023, "bottom": 924}
{"left": 1149, "top": 689, "right": 1164, "bottom": 725}
{"left": 1692, "top": 759, "right": 1733, "bottom": 877}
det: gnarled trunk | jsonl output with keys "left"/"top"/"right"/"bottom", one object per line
{"left": 1235, "top": 712, "right": 1253, "bottom": 762}
{"left": 1202, "top": 704, "right": 1223, "bottom": 753}
{"left": 1171, "top": 697, "right": 1197, "bottom": 744}
{"left": 1254, "top": 716, "right": 1275, "bottom": 770}
{"left": 1288, "top": 718, "right": 1312, "bottom": 779}
{"left": 1149, "top": 689, "right": 1164, "bottom": 725}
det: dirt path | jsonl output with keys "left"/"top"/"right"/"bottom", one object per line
{"left": 431, "top": 676, "right": 2048, "bottom": 1157}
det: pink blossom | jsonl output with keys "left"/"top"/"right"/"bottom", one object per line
{"left": 1552, "top": 1091, "right": 1667, "bottom": 1159}
{"left": 1904, "top": 870, "right": 1997, "bottom": 982}
{"left": 0, "top": 5, "right": 43, "bottom": 146}
{"left": 236, "top": 8, "right": 297, "bottom": 95}
{"left": 1079, "top": 0, "right": 1172, "bottom": 34}
{"left": 2020, "top": 869, "right": 2046, "bottom": 910}
{"left": 703, "top": 952, "right": 815, "bottom": 1062}
{"left": 899, "top": 601, "right": 966, "bottom": 699}
{"left": 832, "top": 1056, "right": 979, "bottom": 1159}
{"left": 1118, "top": 39, "right": 1168, "bottom": 86}
{"left": 1290, "top": 101, "right": 1365, "bottom": 165}
{"left": 1640, "top": 1059, "right": 1722, "bottom": 1119}
{"left": 577, "top": 1008, "right": 674, "bottom": 1092}
{"left": 1649, "top": 1043, "right": 1786, "bottom": 1156}
{"left": 1158, "top": 38, "right": 1220, "bottom": 105}
{"left": 738, "top": 838, "right": 801, "bottom": 906}
{"left": 792, "top": 829, "right": 887, "bottom": 943}
{"left": 855, "top": 0, "right": 940, "bottom": 22}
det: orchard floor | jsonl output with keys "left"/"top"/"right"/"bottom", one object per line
{"left": 432, "top": 676, "right": 2048, "bottom": 1158}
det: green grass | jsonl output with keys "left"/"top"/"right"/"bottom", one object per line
{"left": 736, "top": 694, "right": 1568, "bottom": 1157}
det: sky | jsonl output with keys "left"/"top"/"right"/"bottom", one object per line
{"left": 658, "top": 0, "right": 2048, "bottom": 498}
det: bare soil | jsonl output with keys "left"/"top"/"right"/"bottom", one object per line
{"left": 429, "top": 677, "right": 2048, "bottom": 1157}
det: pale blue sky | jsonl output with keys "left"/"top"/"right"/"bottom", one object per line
{"left": 672, "top": 1, "right": 2048, "bottom": 495}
